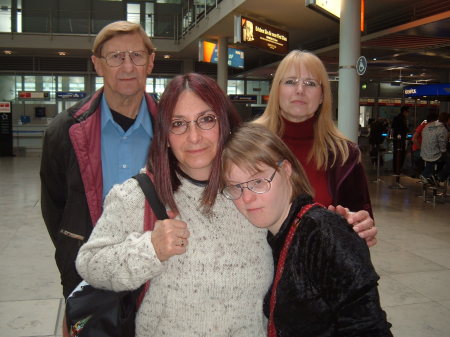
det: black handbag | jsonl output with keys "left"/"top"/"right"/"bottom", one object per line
{"left": 66, "top": 172, "right": 168, "bottom": 337}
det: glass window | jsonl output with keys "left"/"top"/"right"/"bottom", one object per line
{"left": 227, "top": 80, "right": 244, "bottom": 95}
{"left": 0, "top": 75, "right": 18, "bottom": 100}
{"left": 157, "top": 0, "right": 181, "bottom": 3}
{"left": 95, "top": 77, "right": 104, "bottom": 91}
{"left": 24, "top": 76, "right": 36, "bottom": 91}
{"left": 0, "top": 0, "right": 22, "bottom": 32}
{"left": 15, "top": 75, "right": 23, "bottom": 92}
{"left": 145, "top": 2, "right": 154, "bottom": 36}
{"left": 146, "top": 77, "right": 154, "bottom": 93}
{"left": 42, "top": 76, "right": 55, "bottom": 92}
{"left": 17, "top": 0, "right": 21, "bottom": 32}
{"left": 127, "top": 3, "right": 141, "bottom": 25}
{"left": 247, "top": 80, "right": 270, "bottom": 95}
{"left": 154, "top": 78, "right": 170, "bottom": 96}
{"left": 0, "top": 0, "right": 11, "bottom": 32}
{"left": 57, "top": 76, "right": 85, "bottom": 92}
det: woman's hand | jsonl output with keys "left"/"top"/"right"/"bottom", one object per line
{"left": 328, "top": 205, "right": 377, "bottom": 247}
{"left": 151, "top": 217, "right": 190, "bottom": 261}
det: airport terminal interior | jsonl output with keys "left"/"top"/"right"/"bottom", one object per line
{"left": 1, "top": 0, "right": 450, "bottom": 336}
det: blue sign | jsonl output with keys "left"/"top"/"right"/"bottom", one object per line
{"left": 208, "top": 47, "right": 244, "bottom": 69}
{"left": 404, "top": 84, "right": 450, "bottom": 97}
{"left": 356, "top": 56, "right": 367, "bottom": 76}
{"left": 56, "top": 92, "right": 87, "bottom": 99}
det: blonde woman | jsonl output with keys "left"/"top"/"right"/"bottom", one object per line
{"left": 254, "top": 50, "right": 376, "bottom": 245}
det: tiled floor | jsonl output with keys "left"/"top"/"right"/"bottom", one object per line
{"left": 0, "top": 154, "right": 449, "bottom": 337}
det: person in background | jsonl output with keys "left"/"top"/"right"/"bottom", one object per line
{"left": 76, "top": 73, "right": 378, "bottom": 337}
{"left": 435, "top": 114, "right": 450, "bottom": 186}
{"left": 391, "top": 105, "right": 410, "bottom": 175}
{"left": 254, "top": 50, "right": 376, "bottom": 245}
{"left": 369, "top": 117, "right": 389, "bottom": 167}
{"left": 40, "top": 20, "right": 157, "bottom": 300}
{"left": 411, "top": 112, "right": 437, "bottom": 178}
{"left": 420, "top": 112, "right": 449, "bottom": 184}
{"left": 221, "top": 123, "right": 393, "bottom": 337}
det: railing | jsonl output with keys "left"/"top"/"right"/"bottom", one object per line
{"left": 0, "top": 0, "right": 224, "bottom": 42}
{"left": 179, "top": 0, "right": 222, "bottom": 39}
{"left": 1, "top": 8, "right": 179, "bottom": 40}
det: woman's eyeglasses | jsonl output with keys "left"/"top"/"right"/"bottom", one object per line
{"left": 169, "top": 113, "right": 217, "bottom": 135}
{"left": 222, "top": 168, "right": 277, "bottom": 200}
{"left": 280, "top": 77, "right": 321, "bottom": 89}
{"left": 101, "top": 50, "right": 151, "bottom": 67}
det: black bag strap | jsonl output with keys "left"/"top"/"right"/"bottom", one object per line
{"left": 133, "top": 173, "right": 168, "bottom": 220}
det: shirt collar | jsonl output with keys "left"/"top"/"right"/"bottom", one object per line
{"left": 100, "top": 93, "right": 151, "bottom": 136}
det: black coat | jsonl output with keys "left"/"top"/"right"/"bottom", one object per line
{"left": 40, "top": 89, "right": 157, "bottom": 298}
{"left": 263, "top": 195, "right": 392, "bottom": 337}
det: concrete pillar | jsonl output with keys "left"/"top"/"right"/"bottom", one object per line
{"left": 217, "top": 36, "right": 228, "bottom": 92}
{"left": 337, "top": 0, "right": 361, "bottom": 142}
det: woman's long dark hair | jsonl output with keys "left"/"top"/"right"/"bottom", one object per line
{"left": 149, "top": 73, "right": 241, "bottom": 213}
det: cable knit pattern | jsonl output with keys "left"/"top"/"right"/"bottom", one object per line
{"left": 76, "top": 176, "right": 273, "bottom": 337}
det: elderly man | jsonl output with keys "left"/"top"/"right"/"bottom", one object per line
{"left": 40, "top": 21, "right": 157, "bottom": 299}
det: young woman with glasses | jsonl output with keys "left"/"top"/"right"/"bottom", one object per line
{"left": 221, "top": 123, "right": 393, "bottom": 337}
{"left": 77, "top": 73, "right": 378, "bottom": 337}
{"left": 254, "top": 50, "right": 376, "bottom": 246}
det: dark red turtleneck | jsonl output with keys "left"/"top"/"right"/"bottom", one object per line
{"left": 281, "top": 116, "right": 332, "bottom": 206}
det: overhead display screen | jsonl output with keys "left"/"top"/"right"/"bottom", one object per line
{"left": 199, "top": 40, "right": 245, "bottom": 69}
{"left": 234, "top": 15, "right": 289, "bottom": 54}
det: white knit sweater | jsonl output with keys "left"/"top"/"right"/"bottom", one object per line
{"left": 76, "top": 176, "right": 273, "bottom": 337}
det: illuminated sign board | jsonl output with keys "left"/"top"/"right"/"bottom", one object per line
{"left": 306, "top": 0, "right": 341, "bottom": 20}
{"left": 0, "top": 102, "right": 11, "bottom": 113}
{"left": 234, "top": 15, "right": 289, "bottom": 54}
{"left": 305, "top": 0, "right": 365, "bottom": 31}
{"left": 18, "top": 91, "right": 50, "bottom": 100}
{"left": 56, "top": 92, "right": 87, "bottom": 99}
{"left": 199, "top": 41, "right": 244, "bottom": 69}
{"left": 404, "top": 84, "right": 450, "bottom": 98}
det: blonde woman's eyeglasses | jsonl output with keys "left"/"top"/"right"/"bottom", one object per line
{"left": 280, "top": 78, "right": 321, "bottom": 89}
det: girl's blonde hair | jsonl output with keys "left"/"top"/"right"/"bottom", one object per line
{"left": 221, "top": 123, "right": 313, "bottom": 201}
{"left": 254, "top": 50, "right": 352, "bottom": 169}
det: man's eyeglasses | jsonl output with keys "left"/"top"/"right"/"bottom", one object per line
{"left": 101, "top": 50, "right": 151, "bottom": 67}
{"left": 280, "top": 77, "right": 321, "bottom": 89}
{"left": 222, "top": 168, "right": 278, "bottom": 200}
{"left": 169, "top": 113, "right": 217, "bottom": 135}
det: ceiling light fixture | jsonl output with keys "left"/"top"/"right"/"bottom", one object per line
{"left": 163, "top": 54, "right": 171, "bottom": 59}
{"left": 58, "top": 51, "right": 68, "bottom": 56}
{"left": 3, "top": 50, "right": 13, "bottom": 55}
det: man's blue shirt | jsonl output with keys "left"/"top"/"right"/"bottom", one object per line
{"left": 101, "top": 95, "right": 153, "bottom": 200}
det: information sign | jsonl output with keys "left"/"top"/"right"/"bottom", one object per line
{"left": 234, "top": 15, "right": 289, "bottom": 54}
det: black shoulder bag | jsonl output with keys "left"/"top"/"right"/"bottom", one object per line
{"left": 66, "top": 173, "right": 168, "bottom": 337}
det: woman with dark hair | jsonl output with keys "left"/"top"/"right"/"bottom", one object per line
{"left": 149, "top": 73, "right": 240, "bottom": 214}
{"left": 76, "top": 73, "right": 378, "bottom": 337}
{"left": 76, "top": 73, "right": 273, "bottom": 337}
